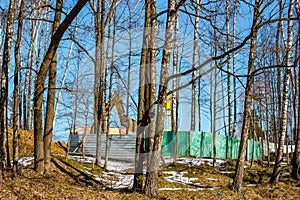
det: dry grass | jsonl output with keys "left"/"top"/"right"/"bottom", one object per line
{"left": 2, "top": 129, "right": 300, "bottom": 199}
{"left": 7, "top": 128, "right": 67, "bottom": 158}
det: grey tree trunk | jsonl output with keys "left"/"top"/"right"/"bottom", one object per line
{"left": 0, "top": 0, "right": 15, "bottom": 170}
{"left": 172, "top": 5, "right": 179, "bottom": 162}
{"left": 226, "top": 0, "right": 232, "bottom": 137}
{"left": 232, "top": 0, "right": 260, "bottom": 192}
{"left": 94, "top": 0, "right": 102, "bottom": 166}
{"left": 190, "top": 0, "right": 200, "bottom": 131}
{"left": 13, "top": 0, "right": 24, "bottom": 175}
{"left": 133, "top": 0, "right": 157, "bottom": 190}
{"left": 24, "top": 18, "right": 39, "bottom": 130}
{"left": 144, "top": 0, "right": 182, "bottom": 197}
{"left": 104, "top": 5, "right": 115, "bottom": 171}
{"left": 232, "top": 0, "right": 237, "bottom": 137}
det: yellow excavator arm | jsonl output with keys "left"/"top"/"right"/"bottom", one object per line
{"left": 105, "top": 92, "right": 137, "bottom": 134}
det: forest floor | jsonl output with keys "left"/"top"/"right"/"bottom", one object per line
{"left": 1, "top": 130, "right": 300, "bottom": 199}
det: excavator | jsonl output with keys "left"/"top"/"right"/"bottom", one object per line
{"left": 106, "top": 92, "right": 137, "bottom": 134}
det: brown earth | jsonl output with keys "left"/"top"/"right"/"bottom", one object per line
{"left": 7, "top": 128, "right": 68, "bottom": 158}
{"left": 1, "top": 129, "right": 300, "bottom": 199}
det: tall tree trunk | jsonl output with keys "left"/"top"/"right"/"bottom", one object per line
{"left": 94, "top": 0, "right": 102, "bottom": 166}
{"left": 13, "top": 0, "right": 24, "bottom": 175}
{"left": 144, "top": 0, "right": 157, "bottom": 175}
{"left": 232, "top": 0, "right": 237, "bottom": 137}
{"left": 144, "top": 0, "right": 181, "bottom": 197}
{"left": 226, "top": 0, "right": 232, "bottom": 137}
{"left": 291, "top": 0, "right": 300, "bottom": 179}
{"left": 172, "top": 3, "right": 179, "bottom": 162}
{"left": 271, "top": 0, "right": 294, "bottom": 184}
{"left": 104, "top": 5, "right": 115, "bottom": 171}
{"left": 43, "top": 0, "right": 62, "bottom": 174}
{"left": 274, "top": 0, "right": 285, "bottom": 156}
{"left": 213, "top": 66, "right": 217, "bottom": 168}
{"left": 133, "top": 0, "right": 157, "bottom": 190}
{"left": 126, "top": 3, "right": 132, "bottom": 135}
{"left": 94, "top": 0, "right": 109, "bottom": 166}
{"left": 190, "top": 0, "right": 200, "bottom": 131}
{"left": 33, "top": 0, "right": 89, "bottom": 174}
{"left": 232, "top": 0, "right": 260, "bottom": 192}
{"left": 264, "top": 70, "right": 271, "bottom": 167}
{"left": 0, "top": 0, "right": 16, "bottom": 170}
{"left": 24, "top": 17, "right": 39, "bottom": 130}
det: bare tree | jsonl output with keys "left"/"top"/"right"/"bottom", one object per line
{"left": 291, "top": 0, "right": 300, "bottom": 179}
{"left": 43, "top": 0, "right": 63, "bottom": 174}
{"left": 190, "top": 0, "right": 200, "bottom": 131}
{"left": 0, "top": 0, "right": 16, "bottom": 170}
{"left": 271, "top": 0, "right": 294, "bottom": 184}
{"left": 144, "top": 0, "right": 185, "bottom": 197}
{"left": 232, "top": 0, "right": 261, "bottom": 192}
{"left": 133, "top": 0, "right": 157, "bottom": 190}
{"left": 33, "top": 0, "right": 89, "bottom": 174}
{"left": 12, "top": 0, "right": 24, "bottom": 175}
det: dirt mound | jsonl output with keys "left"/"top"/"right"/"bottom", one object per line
{"left": 7, "top": 128, "right": 67, "bottom": 158}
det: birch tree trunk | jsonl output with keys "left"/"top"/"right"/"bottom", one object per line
{"left": 232, "top": 0, "right": 237, "bottom": 137}
{"left": 190, "top": 0, "right": 200, "bottom": 131}
{"left": 0, "top": 0, "right": 16, "bottom": 170}
{"left": 232, "top": 0, "right": 260, "bottom": 192}
{"left": 291, "top": 0, "right": 300, "bottom": 179}
{"left": 271, "top": 0, "right": 294, "bottom": 184}
{"left": 226, "top": 0, "right": 232, "bottom": 137}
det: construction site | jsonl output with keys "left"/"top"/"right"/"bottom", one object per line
{"left": 68, "top": 92, "right": 263, "bottom": 163}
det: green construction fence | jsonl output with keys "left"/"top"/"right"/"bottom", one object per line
{"left": 162, "top": 131, "right": 262, "bottom": 160}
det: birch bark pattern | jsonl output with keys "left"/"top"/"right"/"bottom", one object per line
{"left": 271, "top": 0, "right": 294, "bottom": 184}
{"left": 292, "top": 0, "right": 300, "bottom": 179}
{"left": 0, "top": 0, "right": 16, "bottom": 170}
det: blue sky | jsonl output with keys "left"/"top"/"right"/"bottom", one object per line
{"left": 1, "top": 0, "right": 283, "bottom": 142}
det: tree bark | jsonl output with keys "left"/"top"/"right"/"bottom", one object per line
{"left": 33, "top": 0, "right": 89, "bottom": 174}
{"left": 0, "top": 0, "right": 16, "bottom": 170}
{"left": 144, "top": 0, "right": 181, "bottom": 197}
{"left": 43, "top": 0, "right": 62, "bottom": 174}
{"left": 172, "top": 2, "right": 179, "bottom": 162}
{"left": 190, "top": 0, "right": 200, "bottom": 131}
{"left": 104, "top": 5, "right": 115, "bottom": 171}
{"left": 232, "top": 0, "right": 260, "bottom": 192}
{"left": 232, "top": 0, "right": 237, "bottom": 138}
{"left": 226, "top": 0, "right": 232, "bottom": 138}
{"left": 12, "top": 0, "right": 24, "bottom": 175}
{"left": 133, "top": 0, "right": 157, "bottom": 190}
{"left": 271, "top": 0, "right": 294, "bottom": 184}
{"left": 291, "top": 0, "right": 300, "bottom": 179}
